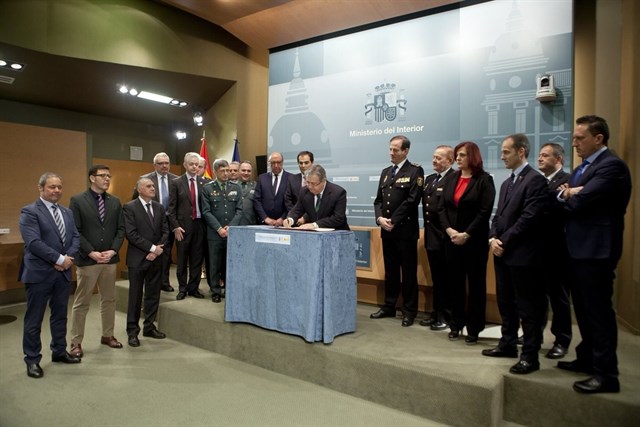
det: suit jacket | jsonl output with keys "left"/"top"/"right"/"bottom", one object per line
{"left": 287, "top": 181, "right": 350, "bottom": 230}
{"left": 563, "top": 149, "right": 632, "bottom": 262}
{"left": 284, "top": 173, "right": 304, "bottom": 212}
{"left": 131, "top": 171, "right": 178, "bottom": 208}
{"left": 167, "top": 174, "right": 207, "bottom": 233}
{"left": 423, "top": 168, "right": 455, "bottom": 251}
{"left": 374, "top": 160, "right": 425, "bottom": 240}
{"left": 543, "top": 169, "right": 570, "bottom": 255}
{"left": 438, "top": 170, "right": 495, "bottom": 247}
{"left": 69, "top": 189, "right": 125, "bottom": 266}
{"left": 253, "top": 170, "right": 293, "bottom": 222}
{"left": 19, "top": 199, "right": 80, "bottom": 283}
{"left": 490, "top": 165, "right": 549, "bottom": 266}
{"left": 123, "top": 199, "right": 169, "bottom": 268}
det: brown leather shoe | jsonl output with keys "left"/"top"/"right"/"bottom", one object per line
{"left": 100, "top": 336, "right": 123, "bottom": 349}
{"left": 70, "top": 343, "right": 83, "bottom": 358}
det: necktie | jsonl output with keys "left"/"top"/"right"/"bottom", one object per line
{"left": 571, "top": 160, "right": 590, "bottom": 186}
{"left": 146, "top": 202, "right": 154, "bottom": 219}
{"left": 160, "top": 175, "right": 169, "bottom": 210}
{"left": 221, "top": 182, "right": 226, "bottom": 193}
{"left": 97, "top": 193, "right": 105, "bottom": 222}
{"left": 391, "top": 165, "right": 398, "bottom": 178}
{"left": 506, "top": 173, "right": 516, "bottom": 196}
{"left": 51, "top": 205, "right": 66, "bottom": 241}
{"left": 315, "top": 194, "right": 322, "bottom": 212}
{"left": 272, "top": 174, "right": 278, "bottom": 193}
{"left": 302, "top": 175, "right": 307, "bottom": 188}
{"left": 190, "top": 178, "right": 197, "bottom": 220}
{"left": 432, "top": 174, "right": 441, "bottom": 190}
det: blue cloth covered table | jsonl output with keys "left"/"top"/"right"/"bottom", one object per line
{"left": 225, "top": 226, "right": 356, "bottom": 343}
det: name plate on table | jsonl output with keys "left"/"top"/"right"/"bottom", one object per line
{"left": 255, "top": 232, "right": 291, "bottom": 245}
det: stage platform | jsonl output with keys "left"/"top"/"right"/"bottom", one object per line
{"left": 115, "top": 280, "right": 640, "bottom": 427}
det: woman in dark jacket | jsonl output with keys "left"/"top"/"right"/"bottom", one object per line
{"left": 438, "top": 141, "right": 495, "bottom": 344}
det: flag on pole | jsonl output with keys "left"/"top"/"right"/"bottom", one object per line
{"left": 232, "top": 138, "right": 240, "bottom": 162}
{"left": 199, "top": 134, "right": 213, "bottom": 179}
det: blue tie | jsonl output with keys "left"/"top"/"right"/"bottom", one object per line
{"left": 160, "top": 175, "right": 169, "bottom": 210}
{"left": 571, "top": 160, "right": 590, "bottom": 186}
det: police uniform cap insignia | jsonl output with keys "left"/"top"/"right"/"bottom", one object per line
{"left": 417, "top": 177, "right": 424, "bottom": 187}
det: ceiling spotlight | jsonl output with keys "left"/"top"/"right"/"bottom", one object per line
{"left": 0, "top": 58, "right": 25, "bottom": 71}
{"left": 176, "top": 131, "right": 187, "bottom": 140}
{"left": 193, "top": 111, "right": 204, "bottom": 126}
{"left": 179, "top": 101, "right": 187, "bottom": 107}
{"left": 129, "top": 88, "right": 138, "bottom": 96}
{"left": 118, "top": 85, "right": 128, "bottom": 94}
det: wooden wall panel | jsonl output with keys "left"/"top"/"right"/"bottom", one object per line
{"left": 0, "top": 122, "right": 87, "bottom": 291}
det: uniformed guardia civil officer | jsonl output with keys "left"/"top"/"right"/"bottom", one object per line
{"left": 202, "top": 159, "right": 243, "bottom": 303}
{"left": 371, "top": 135, "right": 425, "bottom": 326}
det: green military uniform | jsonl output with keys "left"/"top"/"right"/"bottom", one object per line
{"left": 201, "top": 179, "right": 243, "bottom": 297}
{"left": 238, "top": 180, "right": 257, "bottom": 225}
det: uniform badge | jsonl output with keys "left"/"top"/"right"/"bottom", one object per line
{"left": 417, "top": 177, "right": 424, "bottom": 187}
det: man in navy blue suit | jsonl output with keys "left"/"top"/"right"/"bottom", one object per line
{"left": 556, "top": 115, "right": 631, "bottom": 394}
{"left": 19, "top": 172, "right": 81, "bottom": 378}
{"left": 253, "top": 152, "right": 292, "bottom": 226}
{"left": 484, "top": 134, "right": 549, "bottom": 375}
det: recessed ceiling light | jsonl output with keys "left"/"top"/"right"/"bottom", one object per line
{"left": 0, "top": 58, "right": 25, "bottom": 71}
{"left": 10, "top": 63, "right": 23, "bottom": 70}
{"left": 118, "top": 85, "right": 128, "bottom": 93}
{"left": 129, "top": 88, "right": 139, "bottom": 96}
{"left": 0, "top": 60, "right": 6, "bottom": 66}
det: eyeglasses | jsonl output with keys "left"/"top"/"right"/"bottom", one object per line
{"left": 93, "top": 173, "right": 112, "bottom": 179}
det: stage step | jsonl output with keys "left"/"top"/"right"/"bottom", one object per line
{"left": 114, "top": 280, "right": 640, "bottom": 427}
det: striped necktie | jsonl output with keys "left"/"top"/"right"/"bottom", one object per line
{"left": 51, "top": 204, "right": 66, "bottom": 241}
{"left": 98, "top": 193, "right": 105, "bottom": 222}
{"left": 315, "top": 194, "right": 322, "bottom": 212}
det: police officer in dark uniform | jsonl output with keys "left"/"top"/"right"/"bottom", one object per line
{"left": 421, "top": 145, "right": 455, "bottom": 331}
{"left": 371, "top": 135, "right": 425, "bottom": 326}
{"left": 202, "top": 159, "right": 243, "bottom": 303}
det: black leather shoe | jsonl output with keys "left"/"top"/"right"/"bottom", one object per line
{"left": 401, "top": 316, "right": 414, "bottom": 327}
{"left": 448, "top": 330, "right": 460, "bottom": 341}
{"left": 52, "top": 352, "right": 81, "bottom": 364}
{"left": 573, "top": 376, "right": 620, "bottom": 394}
{"left": 26, "top": 363, "right": 43, "bottom": 378}
{"left": 161, "top": 285, "right": 174, "bottom": 292}
{"left": 176, "top": 291, "right": 187, "bottom": 300}
{"left": 189, "top": 290, "right": 205, "bottom": 299}
{"left": 545, "top": 343, "right": 568, "bottom": 359}
{"left": 430, "top": 321, "right": 449, "bottom": 331}
{"left": 509, "top": 359, "right": 540, "bottom": 374}
{"left": 128, "top": 336, "right": 140, "bottom": 347}
{"left": 481, "top": 346, "right": 518, "bottom": 358}
{"left": 143, "top": 329, "right": 166, "bottom": 339}
{"left": 419, "top": 318, "right": 436, "bottom": 327}
{"left": 557, "top": 359, "right": 594, "bottom": 374}
{"left": 370, "top": 309, "right": 395, "bottom": 319}
{"left": 465, "top": 335, "right": 478, "bottom": 345}
{"left": 212, "top": 294, "right": 222, "bottom": 303}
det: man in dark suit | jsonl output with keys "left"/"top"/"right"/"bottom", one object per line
{"left": 202, "top": 159, "right": 243, "bottom": 303}
{"left": 69, "top": 165, "right": 125, "bottom": 358}
{"left": 484, "top": 133, "right": 549, "bottom": 375}
{"left": 253, "top": 152, "right": 292, "bottom": 226}
{"left": 19, "top": 172, "right": 82, "bottom": 378}
{"left": 420, "top": 145, "right": 455, "bottom": 331}
{"left": 556, "top": 115, "right": 631, "bottom": 394}
{"left": 237, "top": 160, "right": 257, "bottom": 225}
{"left": 168, "top": 152, "right": 207, "bottom": 300}
{"left": 371, "top": 135, "right": 424, "bottom": 327}
{"left": 537, "top": 143, "right": 572, "bottom": 359}
{"left": 132, "top": 152, "right": 178, "bottom": 292}
{"left": 123, "top": 177, "right": 169, "bottom": 346}
{"left": 284, "top": 150, "right": 314, "bottom": 217}
{"left": 284, "top": 164, "right": 349, "bottom": 231}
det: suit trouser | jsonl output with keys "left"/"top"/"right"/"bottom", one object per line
{"left": 495, "top": 258, "right": 547, "bottom": 362}
{"left": 426, "top": 248, "right": 450, "bottom": 320}
{"left": 570, "top": 258, "right": 619, "bottom": 379}
{"left": 446, "top": 241, "right": 488, "bottom": 336}
{"left": 175, "top": 219, "right": 204, "bottom": 293}
{"left": 381, "top": 237, "right": 418, "bottom": 317}
{"left": 207, "top": 237, "right": 227, "bottom": 296}
{"left": 544, "top": 275, "right": 572, "bottom": 348}
{"left": 127, "top": 260, "right": 162, "bottom": 336}
{"left": 23, "top": 274, "right": 71, "bottom": 364}
{"left": 160, "top": 229, "right": 175, "bottom": 287}
{"left": 70, "top": 263, "right": 117, "bottom": 344}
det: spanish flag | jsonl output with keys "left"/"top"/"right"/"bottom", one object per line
{"left": 199, "top": 136, "right": 213, "bottom": 179}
